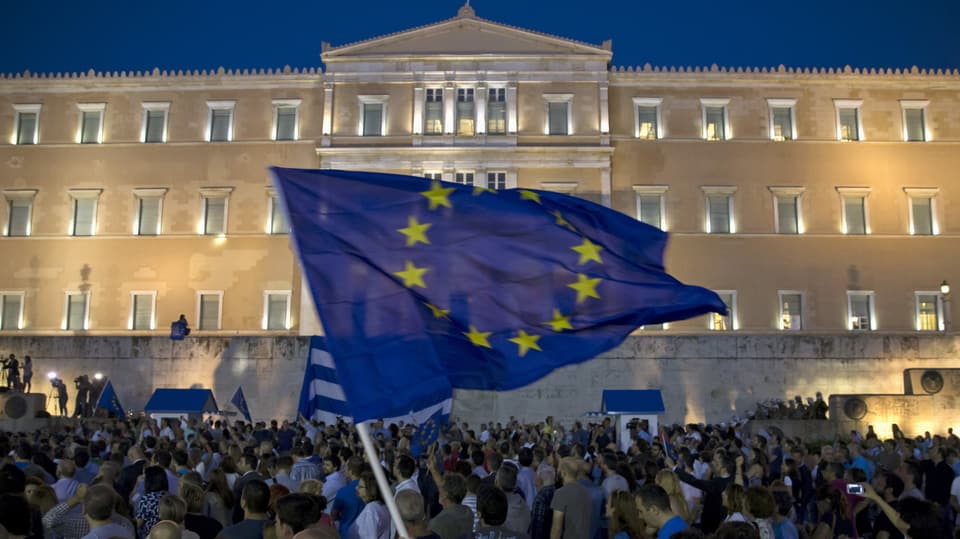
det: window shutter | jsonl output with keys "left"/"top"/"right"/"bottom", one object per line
{"left": 638, "top": 195, "right": 662, "bottom": 229}
{"left": 211, "top": 110, "right": 231, "bottom": 141}
{"left": 18, "top": 113, "right": 37, "bottom": 144}
{"left": 8, "top": 200, "right": 30, "bottom": 236}
{"left": 708, "top": 195, "right": 730, "bottom": 233}
{"left": 267, "top": 294, "right": 288, "bottom": 330}
{"left": 132, "top": 294, "right": 153, "bottom": 330}
{"left": 145, "top": 111, "right": 165, "bottom": 142}
{"left": 276, "top": 107, "right": 296, "bottom": 140}
{"left": 905, "top": 109, "right": 925, "bottom": 141}
{"left": 844, "top": 197, "right": 866, "bottom": 234}
{"left": 1, "top": 295, "right": 21, "bottom": 330}
{"left": 81, "top": 111, "right": 100, "bottom": 143}
{"left": 548, "top": 102, "right": 568, "bottom": 135}
{"left": 138, "top": 198, "right": 161, "bottom": 235}
{"left": 912, "top": 198, "right": 933, "bottom": 235}
{"left": 777, "top": 196, "right": 798, "bottom": 234}
{"left": 204, "top": 197, "right": 226, "bottom": 235}
{"left": 73, "top": 198, "right": 96, "bottom": 236}
{"left": 271, "top": 197, "right": 289, "bottom": 234}
{"left": 67, "top": 294, "right": 86, "bottom": 330}
{"left": 363, "top": 104, "right": 382, "bottom": 136}
{"left": 200, "top": 294, "right": 220, "bottom": 330}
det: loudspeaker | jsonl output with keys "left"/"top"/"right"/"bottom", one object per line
{"left": 903, "top": 368, "right": 960, "bottom": 395}
{"left": 0, "top": 393, "right": 48, "bottom": 432}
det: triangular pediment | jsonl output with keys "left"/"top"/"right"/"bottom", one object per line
{"left": 323, "top": 13, "right": 611, "bottom": 60}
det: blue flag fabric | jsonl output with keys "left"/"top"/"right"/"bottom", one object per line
{"left": 410, "top": 407, "right": 447, "bottom": 458}
{"left": 230, "top": 387, "right": 253, "bottom": 423}
{"left": 272, "top": 167, "right": 727, "bottom": 423}
{"left": 95, "top": 381, "right": 124, "bottom": 417}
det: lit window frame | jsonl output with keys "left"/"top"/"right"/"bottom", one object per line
{"left": 262, "top": 290, "right": 292, "bottom": 331}
{"left": 834, "top": 99, "right": 864, "bottom": 142}
{"left": 68, "top": 188, "right": 102, "bottom": 237}
{"left": 543, "top": 93, "right": 574, "bottom": 136}
{"left": 196, "top": 290, "right": 224, "bottom": 331}
{"left": 3, "top": 189, "right": 37, "bottom": 237}
{"left": 12, "top": 103, "right": 41, "bottom": 145}
{"left": 63, "top": 291, "right": 90, "bottom": 331}
{"left": 766, "top": 98, "right": 797, "bottom": 141}
{"left": 132, "top": 188, "right": 167, "bottom": 236}
{"left": 836, "top": 186, "right": 872, "bottom": 235}
{"left": 206, "top": 100, "right": 236, "bottom": 142}
{"left": 700, "top": 98, "right": 731, "bottom": 141}
{"left": 272, "top": 98, "right": 301, "bottom": 141}
{"left": 914, "top": 291, "right": 944, "bottom": 332}
{"left": 632, "top": 97, "right": 663, "bottom": 140}
{"left": 357, "top": 95, "right": 388, "bottom": 137}
{"left": 899, "top": 99, "right": 930, "bottom": 142}
{"left": 77, "top": 103, "right": 106, "bottom": 144}
{"left": 777, "top": 290, "right": 805, "bottom": 331}
{"left": 141, "top": 102, "right": 170, "bottom": 143}
{"left": 702, "top": 186, "right": 736, "bottom": 234}
{"left": 0, "top": 291, "right": 26, "bottom": 330}
{"left": 265, "top": 187, "right": 289, "bottom": 235}
{"left": 632, "top": 185, "right": 668, "bottom": 230}
{"left": 903, "top": 187, "right": 938, "bottom": 236}
{"left": 710, "top": 290, "right": 737, "bottom": 331}
{"left": 769, "top": 186, "right": 805, "bottom": 234}
{"left": 198, "top": 187, "right": 233, "bottom": 236}
{"left": 846, "top": 290, "right": 876, "bottom": 331}
{"left": 129, "top": 290, "right": 157, "bottom": 331}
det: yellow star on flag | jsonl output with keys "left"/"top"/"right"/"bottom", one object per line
{"left": 472, "top": 185, "right": 495, "bottom": 196}
{"left": 421, "top": 182, "right": 455, "bottom": 210}
{"left": 568, "top": 273, "right": 601, "bottom": 303}
{"left": 544, "top": 309, "right": 573, "bottom": 332}
{"left": 464, "top": 325, "right": 492, "bottom": 348}
{"left": 398, "top": 216, "right": 432, "bottom": 246}
{"left": 394, "top": 260, "right": 429, "bottom": 289}
{"left": 571, "top": 238, "right": 603, "bottom": 265}
{"left": 424, "top": 302, "right": 449, "bottom": 319}
{"left": 518, "top": 190, "right": 541, "bottom": 204}
{"left": 509, "top": 329, "right": 542, "bottom": 357}
{"left": 551, "top": 210, "right": 577, "bottom": 232}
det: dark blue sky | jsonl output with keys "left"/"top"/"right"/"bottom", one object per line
{"left": 3, "top": 0, "right": 959, "bottom": 74}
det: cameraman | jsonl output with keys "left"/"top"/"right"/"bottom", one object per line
{"left": 74, "top": 375, "right": 91, "bottom": 417}
{"left": 52, "top": 377, "right": 69, "bottom": 416}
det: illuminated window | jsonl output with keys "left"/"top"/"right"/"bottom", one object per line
{"left": 642, "top": 323, "right": 667, "bottom": 331}
{"left": 834, "top": 99, "right": 863, "bottom": 141}
{"left": 197, "top": 291, "right": 223, "bottom": 331}
{"left": 847, "top": 291, "right": 875, "bottom": 331}
{"left": 133, "top": 188, "right": 166, "bottom": 236}
{"left": 423, "top": 172, "right": 443, "bottom": 181}
{"left": 456, "top": 88, "right": 475, "bottom": 136}
{"left": 779, "top": 292, "right": 803, "bottom": 331}
{"left": 264, "top": 291, "right": 291, "bottom": 330}
{"left": 64, "top": 292, "right": 89, "bottom": 330}
{"left": 710, "top": 291, "right": 736, "bottom": 330}
{"left": 905, "top": 190, "right": 936, "bottom": 236}
{"left": 0, "top": 293, "right": 24, "bottom": 330}
{"left": 770, "top": 187, "right": 804, "bottom": 234}
{"left": 359, "top": 96, "right": 387, "bottom": 137}
{"left": 900, "top": 100, "right": 929, "bottom": 142}
{"left": 142, "top": 102, "right": 169, "bottom": 143}
{"left": 767, "top": 99, "right": 797, "bottom": 141}
{"left": 703, "top": 187, "right": 736, "bottom": 234}
{"left": 454, "top": 172, "right": 474, "bottom": 186}
{"left": 199, "top": 188, "right": 232, "bottom": 235}
{"left": 837, "top": 187, "right": 871, "bottom": 235}
{"left": 207, "top": 101, "right": 235, "bottom": 142}
{"left": 424, "top": 89, "right": 444, "bottom": 135}
{"left": 544, "top": 94, "right": 573, "bottom": 136}
{"left": 701, "top": 98, "right": 730, "bottom": 140}
{"left": 633, "top": 98, "right": 662, "bottom": 140}
{"left": 78, "top": 103, "right": 105, "bottom": 144}
{"left": 13, "top": 104, "right": 41, "bottom": 145}
{"left": 69, "top": 189, "right": 101, "bottom": 237}
{"left": 633, "top": 185, "right": 668, "bottom": 230}
{"left": 269, "top": 195, "right": 289, "bottom": 234}
{"left": 130, "top": 292, "right": 156, "bottom": 331}
{"left": 487, "top": 88, "right": 506, "bottom": 135}
{"left": 915, "top": 292, "right": 942, "bottom": 331}
{"left": 4, "top": 189, "right": 36, "bottom": 237}
{"left": 487, "top": 171, "right": 506, "bottom": 190}
{"left": 273, "top": 99, "right": 300, "bottom": 141}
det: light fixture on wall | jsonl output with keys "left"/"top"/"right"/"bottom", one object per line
{"left": 942, "top": 280, "right": 952, "bottom": 332}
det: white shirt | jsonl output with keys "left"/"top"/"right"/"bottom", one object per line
{"left": 348, "top": 501, "right": 391, "bottom": 539}
{"left": 322, "top": 470, "right": 347, "bottom": 504}
{"left": 394, "top": 477, "right": 420, "bottom": 495}
{"left": 53, "top": 477, "right": 80, "bottom": 502}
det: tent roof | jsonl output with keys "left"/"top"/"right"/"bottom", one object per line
{"left": 601, "top": 389, "right": 665, "bottom": 414}
{"left": 144, "top": 389, "right": 219, "bottom": 414}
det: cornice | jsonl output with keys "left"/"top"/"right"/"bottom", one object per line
{"left": 609, "top": 63, "right": 960, "bottom": 84}
{"left": 0, "top": 66, "right": 323, "bottom": 90}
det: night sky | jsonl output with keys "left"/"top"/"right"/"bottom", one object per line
{"left": 3, "top": 0, "right": 959, "bottom": 75}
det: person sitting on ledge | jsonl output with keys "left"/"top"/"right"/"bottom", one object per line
{"left": 170, "top": 315, "right": 192, "bottom": 340}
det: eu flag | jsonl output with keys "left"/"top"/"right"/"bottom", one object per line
{"left": 272, "top": 167, "right": 726, "bottom": 423}
{"left": 95, "top": 381, "right": 125, "bottom": 417}
{"left": 230, "top": 387, "right": 253, "bottom": 423}
{"left": 410, "top": 407, "right": 447, "bottom": 458}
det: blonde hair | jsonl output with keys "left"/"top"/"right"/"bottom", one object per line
{"left": 299, "top": 479, "right": 322, "bottom": 496}
{"left": 158, "top": 494, "right": 188, "bottom": 524}
{"left": 657, "top": 469, "right": 693, "bottom": 523}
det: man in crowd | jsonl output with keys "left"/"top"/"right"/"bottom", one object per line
{"left": 231, "top": 455, "right": 263, "bottom": 524}
{"left": 274, "top": 494, "right": 320, "bottom": 539}
{"left": 636, "top": 484, "right": 688, "bottom": 539}
{"left": 397, "top": 490, "right": 439, "bottom": 539}
{"left": 496, "top": 463, "right": 529, "bottom": 535}
{"left": 290, "top": 446, "right": 322, "bottom": 485}
{"left": 428, "top": 473, "right": 473, "bottom": 539}
{"left": 320, "top": 455, "right": 344, "bottom": 502}
{"left": 395, "top": 455, "right": 420, "bottom": 495}
{"left": 475, "top": 485, "right": 529, "bottom": 539}
{"left": 331, "top": 456, "right": 364, "bottom": 538}
{"left": 81, "top": 484, "right": 134, "bottom": 539}
{"left": 218, "top": 480, "right": 272, "bottom": 539}
{"left": 53, "top": 459, "right": 80, "bottom": 502}
{"left": 549, "top": 457, "right": 590, "bottom": 539}
{"left": 529, "top": 466, "right": 557, "bottom": 539}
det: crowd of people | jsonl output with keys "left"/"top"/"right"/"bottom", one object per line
{"left": 1, "top": 411, "right": 957, "bottom": 539}
{"left": 746, "top": 395, "right": 829, "bottom": 421}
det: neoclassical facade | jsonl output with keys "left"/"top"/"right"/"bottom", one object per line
{"left": 1, "top": 4, "right": 958, "bottom": 341}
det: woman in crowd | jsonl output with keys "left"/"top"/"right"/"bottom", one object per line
{"left": 810, "top": 484, "right": 854, "bottom": 539}
{"left": 723, "top": 483, "right": 748, "bottom": 523}
{"left": 157, "top": 494, "right": 200, "bottom": 539}
{"left": 743, "top": 486, "right": 776, "bottom": 539}
{"left": 24, "top": 482, "right": 58, "bottom": 516}
{"left": 135, "top": 466, "right": 169, "bottom": 539}
{"left": 349, "top": 471, "right": 389, "bottom": 539}
{"left": 656, "top": 469, "right": 694, "bottom": 524}
{"left": 179, "top": 472, "right": 223, "bottom": 539}
{"left": 203, "top": 468, "right": 232, "bottom": 527}
{"left": 608, "top": 490, "right": 645, "bottom": 539}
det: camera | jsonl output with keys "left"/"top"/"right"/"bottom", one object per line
{"left": 846, "top": 483, "right": 864, "bottom": 495}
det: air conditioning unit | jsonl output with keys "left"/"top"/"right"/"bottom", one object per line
{"left": 904, "top": 368, "right": 960, "bottom": 395}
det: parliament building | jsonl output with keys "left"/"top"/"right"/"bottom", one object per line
{"left": 1, "top": 5, "right": 957, "bottom": 425}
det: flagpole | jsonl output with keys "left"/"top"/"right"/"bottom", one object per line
{"left": 356, "top": 421, "right": 410, "bottom": 539}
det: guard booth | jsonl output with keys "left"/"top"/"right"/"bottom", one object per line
{"left": 601, "top": 389, "right": 665, "bottom": 452}
{"left": 143, "top": 388, "right": 219, "bottom": 422}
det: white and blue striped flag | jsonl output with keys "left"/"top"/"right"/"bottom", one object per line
{"left": 298, "top": 336, "right": 452, "bottom": 434}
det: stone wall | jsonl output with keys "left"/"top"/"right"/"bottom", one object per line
{"left": 1, "top": 334, "right": 957, "bottom": 428}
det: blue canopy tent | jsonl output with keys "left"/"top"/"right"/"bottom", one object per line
{"left": 143, "top": 389, "right": 219, "bottom": 421}
{"left": 600, "top": 389, "right": 665, "bottom": 452}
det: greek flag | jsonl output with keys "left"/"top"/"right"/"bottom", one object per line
{"left": 298, "top": 336, "right": 452, "bottom": 428}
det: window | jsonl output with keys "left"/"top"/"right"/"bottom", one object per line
{"left": 64, "top": 292, "right": 89, "bottom": 330}
{"left": 424, "top": 89, "right": 444, "bottom": 135}
{"left": 770, "top": 187, "right": 804, "bottom": 234}
{"left": 915, "top": 292, "right": 943, "bottom": 331}
{"left": 263, "top": 291, "right": 291, "bottom": 330}
{"left": 487, "top": 171, "right": 506, "bottom": 190}
{"left": 847, "top": 291, "right": 875, "bottom": 331}
{"left": 268, "top": 193, "right": 289, "bottom": 234}
{"left": 642, "top": 323, "right": 666, "bottom": 331}
{"left": 711, "top": 291, "right": 736, "bottom": 330}
{"left": 423, "top": 172, "right": 443, "bottom": 181}
{"left": 199, "top": 188, "right": 232, "bottom": 235}
{"left": 701, "top": 98, "right": 730, "bottom": 140}
{"left": 487, "top": 88, "right": 506, "bottom": 135}
{"left": 359, "top": 96, "right": 387, "bottom": 137}
{"left": 130, "top": 292, "right": 156, "bottom": 330}
{"left": 900, "top": 100, "right": 929, "bottom": 142}
{"left": 837, "top": 187, "right": 870, "bottom": 235}
{"left": 207, "top": 101, "right": 235, "bottom": 142}
{"left": 0, "top": 293, "right": 24, "bottom": 330}
{"left": 767, "top": 98, "right": 796, "bottom": 141}
{"left": 13, "top": 104, "right": 41, "bottom": 145}
{"left": 779, "top": 292, "right": 803, "bottom": 331}
{"left": 454, "top": 172, "right": 474, "bottom": 186}
{"left": 834, "top": 99, "right": 863, "bottom": 141}
{"left": 456, "top": 88, "right": 475, "bottom": 136}
{"left": 273, "top": 99, "right": 300, "bottom": 141}
{"left": 142, "top": 102, "right": 169, "bottom": 143}
{"left": 633, "top": 98, "right": 662, "bottom": 140}
{"left": 197, "top": 291, "right": 223, "bottom": 331}
{"left": 69, "top": 189, "right": 101, "bottom": 237}
{"left": 905, "top": 188, "right": 937, "bottom": 236}
{"left": 703, "top": 187, "right": 735, "bottom": 234}
{"left": 133, "top": 188, "right": 165, "bottom": 236}
{"left": 633, "top": 186, "right": 668, "bottom": 230}
{"left": 4, "top": 190, "right": 36, "bottom": 237}
{"left": 544, "top": 94, "right": 573, "bottom": 136}
{"left": 78, "top": 103, "right": 105, "bottom": 144}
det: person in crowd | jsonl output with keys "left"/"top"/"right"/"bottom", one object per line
{"left": 289, "top": 448, "right": 321, "bottom": 486}
{"left": 475, "top": 485, "right": 530, "bottom": 539}
{"left": 203, "top": 469, "right": 233, "bottom": 528}
{"left": 179, "top": 473, "right": 223, "bottom": 539}
{"left": 54, "top": 459, "right": 81, "bottom": 502}
{"left": 330, "top": 456, "right": 364, "bottom": 538}
{"left": 25, "top": 482, "right": 59, "bottom": 516}
{"left": 742, "top": 486, "right": 776, "bottom": 539}
{"left": 656, "top": 469, "right": 694, "bottom": 524}
{"left": 136, "top": 467, "right": 171, "bottom": 539}
{"left": 529, "top": 466, "right": 556, "bottom": 539}
{"left": 428, "top": 472, "right": 472, "bottom": 539}
{"left": 0, "top": 494, "right": 34, "bottom": 539}
{"left": 348, "top": 471, "right": 389, "bottom": 539}
{"left": 636, "top": 484, "right": 689, "bottom": 539}
{"left": 81, "top": 484, "right": 135, "bottom": 539}
{"left": 674, "top": 451, "right": 738, "bottom": 534}
{"left": 495, "top": 463, "right": 529, "bottom": 535}
{"left": 770, "top": 488, "right": 800, "bottom": 539}
{"left": 217, "top": 480, "right": 271, "bottom": 539}
{"left": 148, "top": 520, "right": 182, "bottom": 539}
{"left": 394, "top": 455, "right": 420, "bottom": 495}
{"left": 549, "top": 457, "right": 590, "bottom": 539}
{"left": 319, "top": 455, "right": 343, "bottom": 503}
{"left": 607, "top": 490, "right": 644, "bottom": 539}
{"left": 22, "top": 355, "right": 33, "bottom": 393}
{"left": 230, "top": 456, "right": 263, "bottom": 525}
{"left": 273, "top": 494, "right": 319, "bottom": 539}
{"left": 396, "top": 490, "right": 441, "bottom": 539}
{"left": 723, "top": 484, "right": 748, "bottom": 523}
{"left": 158, "top": 495, "right": 200, "bottom": 539}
